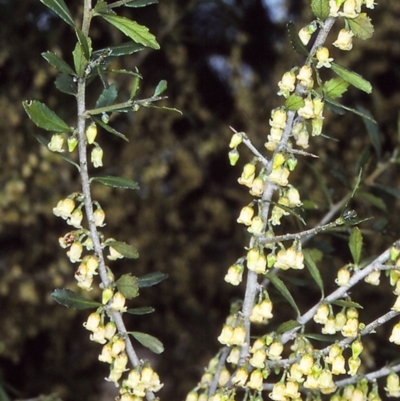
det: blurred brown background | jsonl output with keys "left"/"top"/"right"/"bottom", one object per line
{"left": 1, "top": 0, "right": 400, "bottom": 400}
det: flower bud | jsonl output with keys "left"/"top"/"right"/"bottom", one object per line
{"left": 86, "top": 123, "right": 98, "bottom": 144}
{"left": 229, "top": 132, "right": 243, "bottom": 148}
{"left": 228, "top": 148, "right": 240, "bottom": 166}
{"left": 68, "top": 136, "right": 78, "bottom": 152}
{"left": 102, "top": 288, "right": 114, "bottom": 304}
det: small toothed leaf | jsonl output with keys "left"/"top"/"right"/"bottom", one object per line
{"left": 346, "top": 14, "right": 374, "bottom": 40}
{"left": 23, "top": 100, "right": 72, "bottom": 132}
{"left": 311, "top": 0, "right": 330, "bottom": 20}
{"left": 349, "top": 227, "right": 363, "bottom": 265}
{"left": 106, "top": 240, "right": 139, "bottom": 259}
{"left": 323, "top": 77, "right": 350, "bottom": 99}
{"left": 126, "top": 306, "right": 155, "bottom": 315}
{"left": 153, "top": 80, "right": 167, "bottom": 97}
{"left": 266, "top": 273, "right": 300, "bottom": 317}
{"left": 330, "top": 62, "right": 372, "bottom": 94}
{"left": 129, "top": 331, "right": 164, "bottom": 354}
{"left": 276, "top": 320, "right": 301, "bottom": 334}
{"left": 51, "top": 289, "right": 102, "bottom": 309}
{"left": 97, "top": 13, "right": 160, "bottom": 49}
{"left": 124, "top": 0, "right": 158, "bottom": 7}
{"left": 287, "top": 22, "right": 309, "bottom": 57}
{"left": 95, "top": 84, "right": 118, "bottom": 109}
{"left": 42, "top": 52, "right": 75, "bottom": 75}
{"left": 285, "top": 94, "right": 305, "bottom": 111}
{"left": 40, "top": 0, "right": 75, "bottom": 27}
{"left": 90, "top": 175, "right": 139, "bottom": 189}
{"left": 138, "top": 272, "right": 168, "bottom": 288}
{"left": 115, "top": 274, "right": 140, "bottom": 299}
{"left": 304, "top": 250, "right": 324, "bottom": 297}
{"left": 331, "top": 300, "right": 363, "bottom": 309}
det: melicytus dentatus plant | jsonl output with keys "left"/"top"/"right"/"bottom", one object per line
{"left": 23, "top": 0, "right": 176, "bottom": 400}
{"left": 185, "top": 1, "right": 400, "bottom": 400}
{"left": 22, "top": 0, "right": 400, "bottom": 400}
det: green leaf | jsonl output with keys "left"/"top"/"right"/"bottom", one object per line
{"left": 97, "top": 42, "right": 146, "bottom": 57}
{"left": 272, "top": 201, "right": 306, "bottom": 225}
{"left": 55, "top": 74, "right": 78, "bottom": 96}
{"left": 107, "top": 240, "right": 139, "bottom": 259}
{"left": 94, "top": 0, "right": 113, "bottom": 14}
{"left": 130, "top": 74, "right": 141, "bottom": 99}
{"left": 115, "top": 274, "right": 140, "bottom": 299}
{"left": 35, "top": 135, "right": 80, "bottom": 170}
{"left": 265, "top": 273, "right": 300, "bottom": 317}
{"left": 356, "top": 191, "right": 386, "bottom": 212}
{"left": 75, "top": 29, "right": 93, "bottom": 60}
{"left": 126, "top": 306, "right": 155, "bottom": 315}
{"left": 323, "top": 77, "right": 350, "bottom": 99}
{"left": 23, "top": 100, "right": 72, "bottom": 132}
{"left": 95, "top": 84, "right": 118, "bottom": 109}
{"left": 303, "top": 250, "right": 324, "bottom": 297}
{"left": 0, "top": 384, "right": 11, "bottom": 401}
{"left": 276, "top": 320, "right": 301, "bottom": 334}
{"left": 92, "top": 116, "right": 129, "bottom": 142}
{"left": 90, "top": 175, "right": 139, "bottom": 189}
{"left": 330, "top": 299, "right": 363, "bottom": 309}
{"left": 51, "top": 289, "right": 102, "bottom": 309}
{"left": 154, "top": 80, "right": 167, "bottom": 97}
{"left": 148, "top": 105, "right": 183, "bottom": 115}
{"left": 349, "top": 227, "right": 363, "bottom": 265}
{"left": 373, "top": 184, "right": 400, "bottom": 199}
{"left": 73, "top": 42, "right": 88, "bottom": 78}
{"left": 303, "top": 333, "right": 338, "bottom": 342}
{"left": 42, "top": 52, "right": 75, "bottom": 75}
{"left": 330, "top": 62, "right": 372, "bottom": 94}
{"left": 40, "top": 0, "right": 75, "bottom": 27}
{"left": 311, "top": 0, "right": 330, "bottom": 20}
{"left": 285, "top": 94, "right": 305, "bottom": 111}
{"left": 307, "top": 163, "right": 332, "bottom": 207}
{"left": 125, "top": 0, "right": 158, "bottom": 7}
{"left": 138, "top": 272, "right": 168, "bottom": 288}
{"left": 98, "top": 14, "right": 160, "bottom": 50}
{"left": 325, "top": 97, "right": 377, "bottom": 123}
{"left": 287, "top": 22, "right": 309, "bottom": 57}
{"left": 354, "top": 148, "right": 370, "bottom": 175}
{"left": 129, "top": 331, "right": 164, "bottom": 354}
{"left": 359, "top": 106, "right": 380, "bottom": 160}
{"left": 346, "top": 14, "right": 374, "bottom": 40}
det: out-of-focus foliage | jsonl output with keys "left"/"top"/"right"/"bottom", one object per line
{"left": 1, "top": 0, "right": 400, "bottom": 400}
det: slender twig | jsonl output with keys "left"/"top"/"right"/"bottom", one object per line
{"left": 76, "top": 2, "right": 155, "bottom": 398}
{"left": 234, "top": 15, "right": 338, "bottom": 372}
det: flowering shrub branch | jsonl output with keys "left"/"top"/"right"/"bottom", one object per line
{"left": 21, "top": 0, "right": 400, "bottom": 400}
{"left": 24, "top": 0, "right": 170, "bottom": 399}
{"left": 187, "top": 1, "right": 400, "bottom": 400}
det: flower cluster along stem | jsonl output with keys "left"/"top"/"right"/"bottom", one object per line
{"left": 236, "top": 10, "right": 338, "bottom": 373}
{"left": 204, "top": 2, "right": 400, "bottom": 400}
{"left": 76, "top": 0, "right": 145, "bottom": 394}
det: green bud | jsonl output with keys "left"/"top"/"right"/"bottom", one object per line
{"left": 228, "top": 148, "right": 240, "bottom": 166}
{"left": 68, "top": 136, "right": 78, "bottom": 152}
{"left": 287, "top": 157, "right": 298, "bottom": 171}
